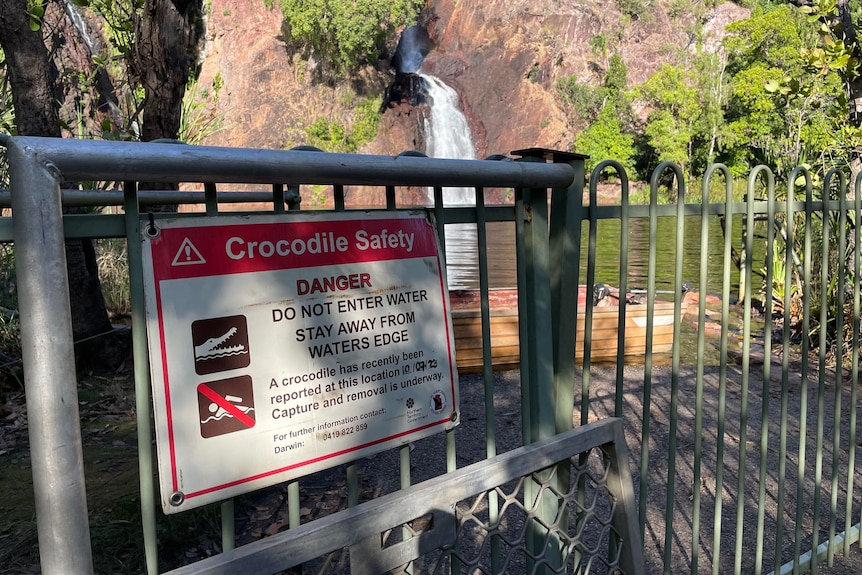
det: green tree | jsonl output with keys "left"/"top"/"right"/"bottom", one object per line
{"left": 693, "top": 51, "right": 731, "bottom": 173}
{"left": 633, "top": 64, "right": 700, "bottom": 175}
{"left": 796, "top": 0, "right": 862, "bottom": 176}
{"left": 721, "top": 4, "right": 845, "bottom": 176}
{"left": 272, "top": 0, "right": 424, "bottom": 78}
{"left": 575, "top": 102, "right": 635, "bottom": 175}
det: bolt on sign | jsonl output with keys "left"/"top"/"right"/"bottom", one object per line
{"left": 141, "top": 211, "right": 460, "bottom": 513}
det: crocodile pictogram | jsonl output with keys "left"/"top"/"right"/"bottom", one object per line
{"left": 194, "top": 327, "right": 248, "bottom": 360}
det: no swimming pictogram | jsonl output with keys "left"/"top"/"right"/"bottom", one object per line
{"left": 197, "top": 375, "right": 256, "bottom": 438}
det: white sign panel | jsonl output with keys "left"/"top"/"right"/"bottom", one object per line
{"left": 141, "top": 211, "right": 459, "bottom": 513}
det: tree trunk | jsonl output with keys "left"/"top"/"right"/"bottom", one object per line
{"left": 133, "top": 0, "right": 203, "bottom": 210}
{"left": 0, "top": 0, "right": 121, "bottom": 371}
{"left": 0, "top": 0, "right": 60, "bottom": 137}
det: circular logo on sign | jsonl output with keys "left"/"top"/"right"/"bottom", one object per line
{"left": 429, "top": 391, "right": 447, "bottom": 414}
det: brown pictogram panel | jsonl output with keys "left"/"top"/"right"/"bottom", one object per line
{"left": 197, "top": 375, "right": 256, "bottom": 438}
{"left": 191, "top": 315, "right": 250, "bottom": 375}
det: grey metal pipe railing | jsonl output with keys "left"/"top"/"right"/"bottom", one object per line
{"left": 6, "top": 139, "right": 94, "bottom": 574}
{"left": 4, "top": 136, "right": 575, "bottom": 188}
{"left": 0, "top": 189, "right": 292, "bottom": 207}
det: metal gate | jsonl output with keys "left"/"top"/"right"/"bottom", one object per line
{"left": 3, "top": 133, "right": 861, "bottom": 574}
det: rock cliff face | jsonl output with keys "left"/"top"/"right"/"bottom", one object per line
{"left": 197, "top": 0, "right": 748, "bottom": 166}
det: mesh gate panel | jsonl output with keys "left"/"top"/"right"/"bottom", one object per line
{"left": 166, "top": 419, "right": 643, "bottom": 575}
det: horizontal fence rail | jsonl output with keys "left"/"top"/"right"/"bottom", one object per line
{"left": 1, "top": 135, "right": 860, "bottom": 575}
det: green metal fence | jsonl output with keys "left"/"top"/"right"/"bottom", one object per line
{"left": 1, "top": 134, "right": 861, "bottom": 575}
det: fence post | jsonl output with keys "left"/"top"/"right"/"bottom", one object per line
{"left": 513, "top": 148, "right": 582, "bottom": 573}
{"left": 513, "top": 148, "right": 587, "bottom": 434}
{"left": 7, "top": 139, "right": 94, "bottom": 574}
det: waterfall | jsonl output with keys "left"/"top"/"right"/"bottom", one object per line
{"left": 61, "top": 0, "right": 99, "bottom": 54}
{"left": 390, "top": 25, "right": 479, "bottom": 285}
{"left": 419, "top": 73, "right": 478, "bottom": 288}
{"left": 421, "top": 74, "right": 476, "bottom": 205}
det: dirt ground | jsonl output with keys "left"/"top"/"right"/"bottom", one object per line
{"left": 3, "top": 358, "right": 862, "bottom": 574}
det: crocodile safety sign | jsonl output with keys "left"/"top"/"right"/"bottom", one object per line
{"left": 141, "top": 211, "right": 459, "bottom": 513}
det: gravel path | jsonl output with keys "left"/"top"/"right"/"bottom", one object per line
{"left": 233, "top": 360, "right": 862, "bottom": 574}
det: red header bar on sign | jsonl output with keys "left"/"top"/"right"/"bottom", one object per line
{"left": 148, "top": 214, "right": 439, "bottom": 281}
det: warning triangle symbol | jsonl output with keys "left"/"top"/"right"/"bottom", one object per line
{"left": 171, "top": 238, "right": 207, "bottom": 266}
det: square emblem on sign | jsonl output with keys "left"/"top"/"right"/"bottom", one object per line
{"left": 191, "top": 315, "right": 251, "bottom": 375}
{"left": 197, "top": 375, "right": 256, "bottom": 438}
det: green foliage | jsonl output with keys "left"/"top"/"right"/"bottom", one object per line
{"left": 0, "top": 244, "right": 22, "bottom": 377}
{"left": 306, "top": 117, "right": 348, "bottom": 151}
{"left": 576, "top": 103, "right": 635, "bottom": 176}
{"left": 351, "top": 96, "right": 382, "bottom": 148}
{"left": 589, "top": 34, "right": 608, "bottom": 61}
{"left": 604, "top": 54, "right": 628, "bottom": 94}
{"left": 557, "top": 54, "right": 629, "bottom": 129}
{"left": 179, "top": 73, "right": 229, "bottom": 145}
{"left": 26, "top": 0, "right": 45, "bottom": 31}
{"left": 556, "top": 76, "right": 604, "bottom": 124}
{"left": 83, "top": 0, "right": 148, "bottom": 139}
{"left": 304, "top": 95, "right": 381, "bottom": 153}
{"left": 633, "top": 64, "right": 700, "bottom": 174}
{"left": 86, "top": 0, "right": 142, "bottom": 66}
{"left": 0, "top": 48, "right": 14, "bottom": 190}
{"left": 274, "top": 0, "right": 424, "bottom": 77}
{"left": 722, "top": 3, "right": 849, "bottom": 176}
{"left": 617, "top": 0, "right": 652, "bottom": 20}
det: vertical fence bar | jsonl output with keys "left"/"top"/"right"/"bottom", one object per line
{"left": 655, "top": 162, "right": 685, "bottom": 575}
{"left": 846, "top": 172, "right": 862, "bottom": 555}
{"left": 7, "top": 141, "right": 94, "bottom": 575}
{"left": 711, "top": 167, "right": 735, "bottom": 575}
{"left": 434, "top": 182, "right": 464, "bottom": 572}
{"left": 473, "top": 183, "right": 499, "bottom": 573}
{"left": 549, "top": 150, "right": 583, "bottom": 572}
{"left": 285, "top": 183, "right": 302, "bottom": 575}
{"left": 733, "top": 169, "right": 760, "bottom": 574}
{"left": 514, "top": 170, "right": 556, "bottom": 443}
{"left": 755, "top": 169, "right": 776, "bottom": 575}
{"left": 123, "top": 181, "right": 159, "bottom": 575}
{"left": 811, "top": 173, "right": 836, "bottom": 573}
{"left": 286, "top": 184, "right": 301, "bottom": 211}
{"left": 691, "top": 168, "right": 709, "bottom": 575}
{"left": 780, "top": 170, "right": 804, "bottom": 568}
{"left": 546, "top": 151, "right": 584, "bottom": 434}
{"left": 792, "top": 171, "right": 814, "bottom": 575}
{"left": 775, "top": 170, "right": 802, "bottom": 568}
{"left": 580, "top": 175, "right": 599, "bottom": 426}
{"left": 639, "top": 172, "right": 660, "bottom": 540}
{"left": 203, "top": 183, "right": 237, "bottom": 554}
{"left": 474, "top": 187, "right": 494, "bottom": 447}
{"left": 828, "top": 172, "right": 848, "bottom": 566}
{"left": 609, "top": 164, "right": 629, "bottom": 383}
{"left": 333, "top": 184, "right": 345, "bottom": 211}
{"left": 272, "top": 184, "right": 286, "bottom": 214}
{"left": 204, "top": 182, "right": 218, "bottom": 215}
{"left": 691, "top": 165, "right": 727, "bottom": 575}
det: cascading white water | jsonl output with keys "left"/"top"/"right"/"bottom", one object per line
{"left": 61, "top": 0, "right": 99, "bottom": 53}
{"left": 420, "top": 74, "right": 476, "bottom": 206}
{"left": 419, "top": 73, "right": 479, "bottom": 287}
{"left": 392, "top": 25, "right": 479, "bottom": 285}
